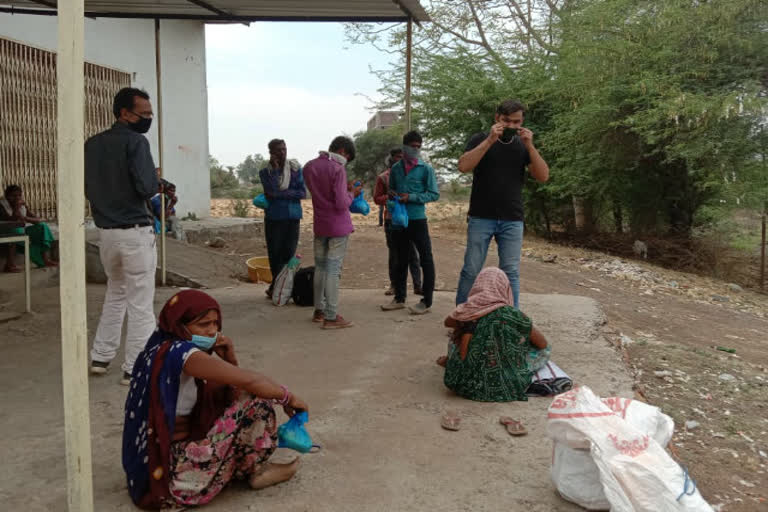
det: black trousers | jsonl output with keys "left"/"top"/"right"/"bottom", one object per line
{"left": 384, "top": 219, "right": 421, "bottom": 291}
{"left": 264, "top": 218, "right": 300, "bottom": 291}
{"left": 391, "top": 219, "right": 435, "bottom": 307}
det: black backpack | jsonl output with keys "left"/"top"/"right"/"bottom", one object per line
{"left": 291, "top": 266, "right": 315, "bottom": 307}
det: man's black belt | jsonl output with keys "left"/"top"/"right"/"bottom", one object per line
{"left": 100, "top": 222, "right": 152, "bottom": 230}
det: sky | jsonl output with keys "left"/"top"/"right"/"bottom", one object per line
{"left": 205, "top": 22, "right": 397, "bottom": 168}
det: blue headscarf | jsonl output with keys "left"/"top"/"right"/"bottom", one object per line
{"left": 123, "top": 331, "right": 196, "bottom": 508}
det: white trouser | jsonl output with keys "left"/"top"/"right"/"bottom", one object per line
{"left": 91, "top": 226, "right": 157, "bottom": 373}
{"left": 167, "top": 215, "right": 186, "bottom": 242}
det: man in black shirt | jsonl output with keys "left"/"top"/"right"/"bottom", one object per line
{"left": 455, "top": 99, "right": 549, "bottom": 307}
{"left": 85, "top": 87, "right": 159, "bottom": 386}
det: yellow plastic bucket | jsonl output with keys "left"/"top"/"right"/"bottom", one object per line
{"left": 246, "top": 256, "right": 272, "bottom": 283}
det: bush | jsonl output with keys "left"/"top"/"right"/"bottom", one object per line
{"left": 229, "top": 189, "right": 253, "bottom": 200}
{"left": 232, "top": 199, "right": 250, "bottom": 218}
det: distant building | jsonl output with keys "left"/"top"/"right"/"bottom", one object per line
{"left": 367, "top": 110, "right": 402, "bottom": 132}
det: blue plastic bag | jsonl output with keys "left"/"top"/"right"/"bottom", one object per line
{"left": 391, "top": 197, "right": 409, "bottom": 228}
{"left": 253, "top": 193, "right": 270, "bottom": 210}
{"left": 350, "top": 190, "right": 370, "bottom": 215}
{"left": 153, "top": 218, "right": 170, "bottom": 234}
{"left": 277, "top": 411, "right": 313, "bottom": 453}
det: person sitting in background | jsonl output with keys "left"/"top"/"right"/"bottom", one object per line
{"left": 123, "top": 289, "right": 309, "bottom": 509}
{"left": 373, "top": 147, "right": 422, "bottom": 297}
{"left": 151, "top": 179, "right": 185, "bottom": 241}
{"left": 259, "top": 138, "right": 306, "bottom": 299}
{"left": 0, "top": 184, "right": 57, "bottom": 272}
{"left": 438, "top": 267, "right": 552, "bottom": 402}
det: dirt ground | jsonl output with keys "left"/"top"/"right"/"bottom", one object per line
{"left": 202, "top": 199, "right": 768, "bottom": 511}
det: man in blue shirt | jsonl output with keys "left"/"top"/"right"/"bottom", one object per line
{"left": 381, "top": 131, "right": 440, "bottom": 315}
{"left": 258, "top": 139, "right": 306, "bottom": 299}
{"left": 150, "top": 180, "right": 185, "bottom": 241}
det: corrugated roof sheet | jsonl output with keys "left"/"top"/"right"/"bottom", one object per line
{"left": 0, "top": 0, "right": 430, "bottom": 22}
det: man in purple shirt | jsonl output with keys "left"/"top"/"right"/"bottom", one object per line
{"left": 302, "top": 136, "right": 361, "bottom": 329}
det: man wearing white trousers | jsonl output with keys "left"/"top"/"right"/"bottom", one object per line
{"left": 85, "top": 87, "right": 159, "bottom": 385}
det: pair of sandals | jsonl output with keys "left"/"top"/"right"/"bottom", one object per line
{"left": 440, "top": 411, "right": 527, "bottom": 436}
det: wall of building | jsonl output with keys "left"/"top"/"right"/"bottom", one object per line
{"left": 0, "top": 14, "right": 210, "bottom": 218}
{"left": 156, "top": 20, "right": 210, "bottom": 219}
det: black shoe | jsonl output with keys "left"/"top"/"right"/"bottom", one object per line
{"left": 90, "top": 360, "right": 110, "bottom": 375}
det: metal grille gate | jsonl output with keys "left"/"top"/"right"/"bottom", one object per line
{"left": 0, "top": 36, "right": 131, "bottom": 219}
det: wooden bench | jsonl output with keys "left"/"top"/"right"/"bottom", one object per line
{"left": 0, "top": 220, "right": 31, "bottom": 312}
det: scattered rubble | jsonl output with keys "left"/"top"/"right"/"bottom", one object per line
{"left": 208, "top": 237, "right": 226, "bottom": 248}
{"left": 619, "top": 333, "right": 635, "bottom": 347}
{"left": 549, "top": 249, "right": 768, "bottom": 317}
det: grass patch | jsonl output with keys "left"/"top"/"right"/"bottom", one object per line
{"left": 730, "top": 231, "right": 762, "bottom": 252}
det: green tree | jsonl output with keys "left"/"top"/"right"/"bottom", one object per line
{"left": 346, "top": 1, "right": 569, "bottom": 232}
{"left": 209, "top": 155, "right": 239, "bottom": 191}
{"left": 236, "top": 153, "right": 268, "bottom": 184}
{"left": 546, "top": 0, "right": 768, "bottom": 235}
{"left": 348, "top": 0, "right": 768, "bottom": 237}
{"left": 346, "top": 125, "right": 404, "bottom": 185}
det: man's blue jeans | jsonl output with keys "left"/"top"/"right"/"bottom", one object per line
{"left": 456, "top": 217, "right": 524, "bottom": 307}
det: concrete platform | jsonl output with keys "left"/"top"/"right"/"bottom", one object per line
{"left": 180, "top": 217, "right": 262, "bottom": 245}
{"left": 85, "top": 227, "right": 249, "bottom": 289}
{"left": 0, "top": 286, "right": 633, "bottom": 511}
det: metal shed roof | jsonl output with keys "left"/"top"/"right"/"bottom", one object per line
{"left": 0, "top": 0, "right": 430, "bottom": 22}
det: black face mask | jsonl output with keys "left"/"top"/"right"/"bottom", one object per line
{"left": 501, "top": 128, "right": 518, "bottom": 142}
{"left": 128, "top": 116, "right": 152, "bottom": 134}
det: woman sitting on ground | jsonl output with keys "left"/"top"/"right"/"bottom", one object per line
{"left": 123, "top": 289, "right": 309, "bottom": 509}
{"left": 0, "top": 184, "right": 57, "bottom": 272}
{"left": 437, "top": 267, "right": 551, "bottom": 402}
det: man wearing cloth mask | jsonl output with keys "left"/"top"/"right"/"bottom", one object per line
{"left": 302, "top": 136, "right": 361, "bottom": 329}
{"left": 381, "top": 131, "right": 439, "bottom": 315}
{"left": 259, "top": 138, "right": 306, "bottom": 299}
{"left": 373, "top": 147, "right": 422, "bottom": 297}
{"left": 455, "top": 99, "right": 550, "bottom": 308}
{"left": 85, "top": 87, "right": 159, "bottom": 386}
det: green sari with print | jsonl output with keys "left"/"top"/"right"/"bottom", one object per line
{"left": 443, "top": 306, "right": 536, "bottom": 402}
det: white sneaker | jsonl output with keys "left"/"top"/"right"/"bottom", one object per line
{"left": 408, "top": 301, "right": 431, "bottom": 315}
{"left": 380, "top": 299, "right": 406, "bottom": 311}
